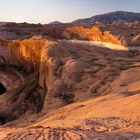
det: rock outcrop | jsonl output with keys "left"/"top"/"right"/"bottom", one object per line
{"left": 64, "top": 26, "right": 122, "bottom": 45}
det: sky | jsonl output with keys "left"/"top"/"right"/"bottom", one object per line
{"left": 0, "top": 0, "right": 140, "bottom": 24}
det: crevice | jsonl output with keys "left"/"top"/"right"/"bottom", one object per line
{"left": 0, "top": 116, "right": 6, "bottom": 125}
{"left": 0, "top": 83, "right": 6, "bottom": 95}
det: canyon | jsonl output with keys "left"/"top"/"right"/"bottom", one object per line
{"left": 0, "top": 14, "right": 140, "bottom": 139}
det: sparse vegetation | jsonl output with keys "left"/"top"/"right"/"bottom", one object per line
{"left": 10, "top": 72, "right": 38, "bottom": 101}
{"left": 88, "top": 59, "right": 105, "bottom": 68}
{"left": 115, "top": 60, "right": 134, "bottom": 70}
{"left": 62, "top": 93, "right": 75, "bottom": 104}
{"left": 87, "top": 59, "right": 106, "bottom": 74}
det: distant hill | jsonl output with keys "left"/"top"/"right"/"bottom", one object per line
{"left": 48, "top": 21, "right": 63, "bottom": 25}
{"left": 73, "top": 11, "right": 140, "bottom": 24}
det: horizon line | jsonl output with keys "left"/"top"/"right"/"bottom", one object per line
{"left": 0, "top": 10, "right": 139, "bottom": 24}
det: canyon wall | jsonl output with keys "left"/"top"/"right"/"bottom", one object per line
{"left": 0, "top": 36, "right": 54, "bottom": 70}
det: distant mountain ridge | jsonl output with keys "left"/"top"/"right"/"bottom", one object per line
{"left": 73, "top": 11, "right": 140, "bottom": 24}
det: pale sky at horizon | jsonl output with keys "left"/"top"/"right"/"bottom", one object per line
{"left": 0, "top": 0, "right": 140, "bottom": 24}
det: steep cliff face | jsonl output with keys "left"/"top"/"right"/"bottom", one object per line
{"left": 0, "top": 36, "right": 54, "bottom": 70}
{"left": 11, "top": 38, "right": 52, "bottom": 73}
{"left": 62, "top": 26, "right": 124, "bottom": 45}
{"left": 0, "top": 37, "right": 55, "bottom": 121}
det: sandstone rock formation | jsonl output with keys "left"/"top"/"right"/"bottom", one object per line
{"left": 0, "top": 34, "right": 140, "bottom": 139}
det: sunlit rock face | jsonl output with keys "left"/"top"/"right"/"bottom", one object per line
{"left": 65, "top": 26, "right": 122, "bottom": 45}
{"left": 0, "top": 36, "right": 54, "bottom": 70}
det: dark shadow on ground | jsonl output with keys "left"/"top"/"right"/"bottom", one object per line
{"left": 123, "top": 89, "right": 140, "bottom": 97}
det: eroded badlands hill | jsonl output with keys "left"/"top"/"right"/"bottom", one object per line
{"left": 0, "top": 36, "right": 140, "bottom": 139}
